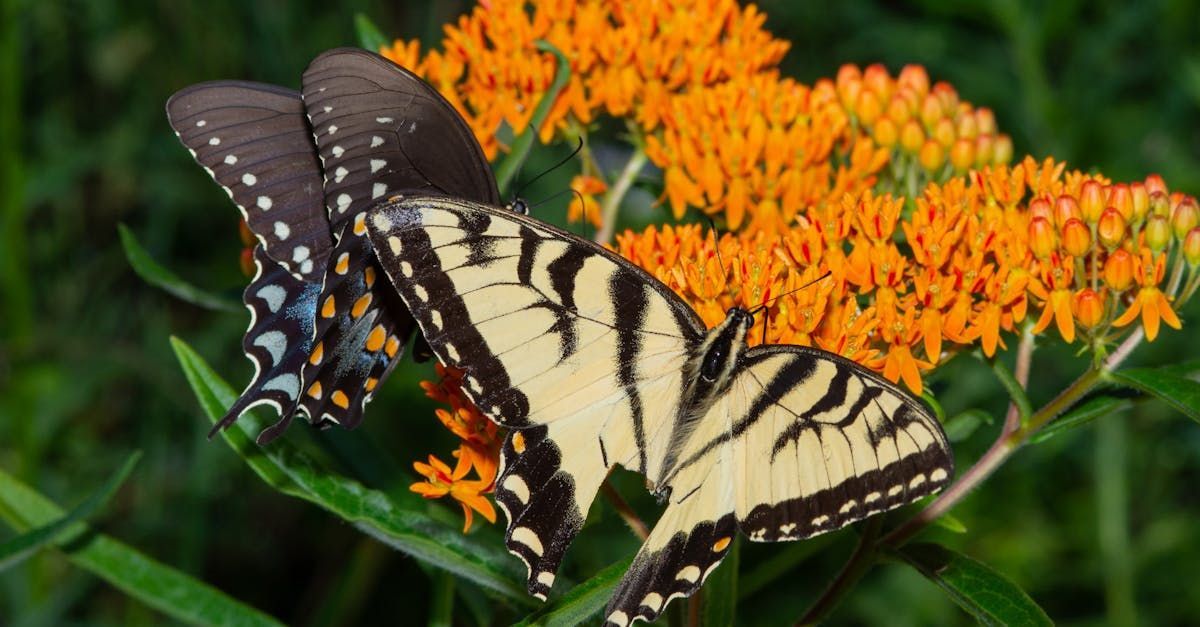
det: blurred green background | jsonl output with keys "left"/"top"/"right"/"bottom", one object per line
{"left": 3, "top": 1, "right": 1199, "bottom": 625}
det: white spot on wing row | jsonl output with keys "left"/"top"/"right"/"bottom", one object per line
{"left": 370, "top": 136, "right": 384, "bottom": 148}
{"left": 242, "top": 173, "right": 257, "bottom": 186}
{"left": 510, "top": 526, "right": 544, "bottom": 557}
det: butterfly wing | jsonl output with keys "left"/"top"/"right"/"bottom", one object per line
{"left": 215, "top": 245, "right": 321, "bottom": 435}
{"left": 283, "top": 48, "right": 503, "bottom": 427}
{"left": 602, "top": 345, "right": 953, "bottom": 625}
{"left": 165, "top": 81, "right": 331, "bottom": 279}
{"left": 365, "top": 196, "right": 706, "bottom": 599}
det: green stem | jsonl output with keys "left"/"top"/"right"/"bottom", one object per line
{"left": 594, "top": 147, "right": 647, "bottom": 245}
{"left": 493, "top": 40, "right": 571, "bottom": 196}
{"left": 1096, "top": 412, "right": 1136, "bottom": 627}
{"left": 796, "top": 517, "right": 883, "bottom": 625}
{"left": 428, "top": 570, "right": 456, "bottom": 627}
{"left": 0, "top": 0, "right": 31, "bottom": 348}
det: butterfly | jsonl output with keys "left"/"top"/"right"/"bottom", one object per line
{"left": 166, "top": 48, "right": 500, "bottom": 441}
{"left": 363, "top": 197, "right": 955, "bottom": 626}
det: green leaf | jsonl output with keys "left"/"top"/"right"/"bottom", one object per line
{"left": 119, "top": 224, "right": 239, "bottom": 312}
{"left": 513, "top": 556, "right": 633, "bottom": 627}
{"left": 897, "top": 543, "right": 1052, "bottom": 626}
{"left": 354, "top": 13, "right": 388, "bottom": 52}
{"left": 921, "top": 390, "right": 946, "bottom": 422}
{"left": 1031, "top": 393, "right": 1133, "bottom": 444}
{"left": 988, "top": 357, "right": 1032, "bottom": 426}
{"left": 170, "top": 336, "right": 532, "bottom": 604}
{"left": 931, "top": 513, "right": 968, "bottom": 534}
{"left": 1110, "top": 366, "right": 1200, "bottom": 424}
{"left": 0, "top": 451, "right": 140, "bottom": 571}
{"left": 702, "top": 537, "right": 739, "bottom": 626}
{"left": 494, "top": 40, "right": 572, "bottom": 196}
{"left": 0, "top": 466, "right": 282, "bottom": 626}
{"left": 944, "top": 409, "right": 994, "bottom": 443}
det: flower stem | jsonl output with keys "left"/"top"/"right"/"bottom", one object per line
{"left": 595, "top": 147, "right": 647, "bottom": 245}
{"left": 802, "top": 327, "right": 1146, "bottom": 623}
{"left": 601, "top": 478, "right": 649, "bottom": 541}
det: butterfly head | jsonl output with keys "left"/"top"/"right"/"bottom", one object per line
{"left": 727, "top": 307, "right": 755, "bottom": 331}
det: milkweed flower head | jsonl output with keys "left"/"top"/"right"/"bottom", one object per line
{"left": 377, "top": 0, "right": 1195, "bottom": 531}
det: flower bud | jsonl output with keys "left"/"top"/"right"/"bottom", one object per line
{"left": 886, "top": 97, "right": 912, "bottom": 125}
{"left": 1130, "top": 182, "right": 1150, "bottom": 222}
{"left": 1054, "top": 195, "right": 1082, "bottom": 226}
{"left": 873, "top": 117, "right": 898, "bottom": 147}
{"left": 992, "top": 134, "right": 1013, "bottom": 164}
{"left": 1172, "top": 197, "right": 1199, "bottom": 240}
{"left": 974, "top": 134, "right": 994, "bottom": 166}
{"left": 863, "top": 64, "right": 892, "bottom": 99}
{"left": 950, "top": 138, "right": 975, "bottom": 172}
{"left": 919, "top": 139, "right": 945, "bottom": 171}
{"left": 1144, "top": 215, "right": 1172, "bottom": 252}
{"left": 1185, "top": 227, "right": 1200, "bottom": 267}
{"left": 1104, "top": 249, "right": 1134, "bottom": 291}
{"left": 1079, "top": 180, "right": 1105, "bottom": 223}
{"left": 955, "top": 113, "right": 978, "bottom": 140}
{"left": 934, "top": 117, "right": 956, "bottom": 148}
{"left": 856, "top": 89, "right": 883, "bottom": 125}
{"left": 920, "top": 96, "right": 943, "bottom": 129}
{"left": 1073, "top": 288, "right": 1104, "bottom": 329}
{"left": 900, "top": 119, "right": 925, "bottom": 153}
{"left": 899, "top": 65, "right": 929, "bottom": 95}
{"left": 1109, "top": 184, "right": 1133, "bottom": 220}
{"left": 1061, "top": 218, "right": 1091, "bottom": 257}
{"left": 1149, "top": 191, "right": 1171, "bottom": 217}
{"left": 1029, "top": 216, "right": 1056, "bottom": 259}
{"left": 1097, "top": 208, "right": 1127, "bottom": 250}
{"left": 1144, "top": 173, "right": 1167, "bottom": 196}
{"left": 1029, "top": 197, "right": 1053, "bottom": 221}
{"left": 933, "top": 82, "right": 959, "bottom": 113}
{"left": 975, "top": 107, "right": 997, "bottom": 135}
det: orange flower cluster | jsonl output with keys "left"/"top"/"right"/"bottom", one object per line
{"left": 617, "top": 158, "right": 1195, "bottom": 394}
{"left": 382, "top": 0, "right": 788, "bottom": 159}
{"left": 410, "top": 364, "right": 501, "bottom": 532}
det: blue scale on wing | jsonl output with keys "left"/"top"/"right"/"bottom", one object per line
{"left": 283, "top": 222, "right": 411, "bottom": 430}
{"left": 213, "top": 245, "right": 320, "bottom": 437}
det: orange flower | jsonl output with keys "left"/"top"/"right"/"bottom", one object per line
{"left": 412, "top": 454, "right": 497, "bottom": 533}
{"left": 1111, "top": 250, "right": 1182, "bottom": 341}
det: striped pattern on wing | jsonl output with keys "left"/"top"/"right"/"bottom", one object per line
{"left": 288, "top": 219, "right": 413, "bottom": 429}
{"left": 216, "top": 245, "right": 320, "bottom": 435}
{"left": 166, "top": 81, "right": 331, "bottom": 279}
{"left": 727, "top": 346, "right": 953, "bottom": 542}
{"left": 365, "top": 196, "right": 707, "bottom": 599}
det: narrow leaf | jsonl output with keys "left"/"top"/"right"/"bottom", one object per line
{"left": 943, "top": 409, "right": 994, "bottom": 443}
{"left": 494, "top": 40, "right": 571, "bottom": 196}
{"left": 170, "top": 336, "right": 531, "bottom": 604}
{"left": 921, "top": 390, "right": 946, "bottom": 422}
{"left": 0, "top": 467, "right": 283, "bottom": 626}
{"left": 989, "top": 358, "right": 1032, "bottom": 425}
{"left": 1031, "top": 394, "right": 1134, "bottom": 444}
{"left": 512, "top": 556, "right": 633, "bottom": 627}
{"left": 119, "top": 224, "right": 239, "bottom": 311}
{"left": 897, "top": 543, "right": 1052, "bottom": 626}
{"left": 0, "top": 451, "right": 141, "bottom": 571}
{"left": 931, "top": 513, "right": 968, "bottom": 534}
{"left": 354, "top": 13, "right": 388, "bottom": 52}
{"left": 702, "top": 537, "right": 739, "bottom": 626}
{"left": 1110, "top": 367, "right": 1200, "bottom": 424}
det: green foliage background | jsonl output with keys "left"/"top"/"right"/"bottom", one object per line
{"left": 3, "top": 1, "right": 1199, "bottom": 625}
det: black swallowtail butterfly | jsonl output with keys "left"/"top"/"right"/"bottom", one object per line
{"left": 167, "top": 48, "right": 500, "bottom": 442}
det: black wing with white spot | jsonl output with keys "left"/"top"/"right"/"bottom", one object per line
{"left": 166, "top": 81, "right": 331, "bottom": 279}
{"left": 279, "top": 48, "right": 503, "bottom": 428}
{"left": 215, "top": 245, "right": 320, "bottom": 436}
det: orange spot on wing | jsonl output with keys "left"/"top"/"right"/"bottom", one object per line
{"left": 712, "top": 537, "right": 731, "bottom": 552}
{"left": 331, "top": 390, "right": 350, "bottom": 409}
{"left": 321, "top": 295, "right": 336, "bottom": 318}
{"left": 351, "top": 293, "right": 373, "bottom": 319}
{"left": 307, "top": 381, "right": 323, "bottom": 399}
{"left": 353, "top": 214, "right": 367, "bottom": 236}
{"left": 364, "top": 266, "right": 377, "bottom": 288}
{"left": 365, "top": 377, "right": 379, "bottom": 392}
{"left": 512, "top": 432, "right": 526, "bottom": 453}
{"left": 365, "top": 324, "right": 386, "bottom": 352}
{"left": 335, "top": 253, "right": 350, "bottom": 275}
{"left": 309, "top": 341, "right": 324, "bottom": 365}
{"left": 385, "top": 335, "right": 401, "bottom": 358}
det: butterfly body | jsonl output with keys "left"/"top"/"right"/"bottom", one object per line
{"left": 365, "top": 196, "right": 953, "bottom": 625}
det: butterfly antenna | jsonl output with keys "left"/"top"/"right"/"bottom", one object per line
{"left": 702, "top": 215, "right": 727, "bottom": 275}
{"left": 747, "top": 270, "right": 833, "bottom": 316}
{"left": 511, "top": 136, "right": 585, "bottom": 202}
